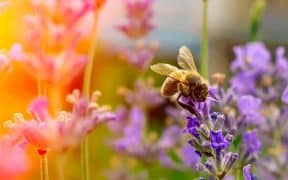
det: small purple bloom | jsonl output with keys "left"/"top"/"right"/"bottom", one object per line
{"left": 243, "top": 164, "right": 252, "bottom": 180}
{"left": 237, "top": 95, "right": 264, "bottom": 125}
{"left": 184, "top": 116, "right": 200, "bottom": 137}
{"left": 276, "top": 47, "right": 288, "bottom": 76}
{"left": 281, "top": 86, "right": 288, "bottom": 104}
{"left": 243, "top": 130, "right": 261, "bottom": 154}
{"left": 210, "top": 130, "right": 229, "bottom": 151}
{"left": 180, "top": 144, "right": 200, "bottom": 168}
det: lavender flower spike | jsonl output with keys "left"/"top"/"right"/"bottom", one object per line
{"left": 243, "top": 164, "right": 257, "bottom": 180}
{"left": 243, "top": 130, "right": 261, "bottom": 155}
{"left": 210, "top": 130, "right": 229, "bottom": 151}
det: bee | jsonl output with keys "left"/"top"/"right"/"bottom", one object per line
{"left": 150, "top": 46, "right": 209, "bottom": 116}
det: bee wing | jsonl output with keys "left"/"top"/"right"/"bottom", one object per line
{"left": 177, "top": 46, "right": 197, "bottom": 72}
{"left": 150, "top": 63, "right": 179, "bottom": 76}
{"left": 160, "top": 77, "right": 179, "bottom": 97}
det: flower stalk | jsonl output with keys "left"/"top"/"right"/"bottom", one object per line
{"left": 81, "top": 9, "right": 100, "bottom": 180}
{"left": 39, "top": 154, "right": 49, "bottom": 180}
{"left": 200, "top": 0, "right": 208, "bottom": 79}
{"left": 249, "top": 0, "right": 266, "bottom": 41}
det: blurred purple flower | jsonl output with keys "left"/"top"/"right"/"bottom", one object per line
{"left": 180, "top": 144, "right": 200, "bottom": 168}
{"left": 119, "top": 79, "right": 165, "bottom": 108}
{"left": 210, "top": 130, "right": 229, "bottom": 151}
{"left": 237, "top": 95, "right": 264, "bottom": 125}
{"left": 230, "top": 72, "right": 256, "bottom": 94}
{"left": 231, "top": 42, "right": 271, "bottom": 72}
{"left": 281, "top": 86, "right": 288, "bottom": 104}
{"left": 243, "top": 130, "right": 261, "bottom": 155}
{"left": 157, "top": 126, "right": 182, "bottom": 149}
{"left": 110, "top": 106, "right": 146, "bottom": 156}
{"left": 276, "top": 47, "right": 288, "bottom": 76}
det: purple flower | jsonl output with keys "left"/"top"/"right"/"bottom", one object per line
{"left": 243, "top": 164, "right": 253, "bottom": 180}
{"left": 231, "top": 42, "right": 271, "bottom": 72}
{"left": 184, "top": 116, "right": 200, "bottom": 137}
{"left": 276, "top": 47, "right": 288, "bottom": 77}
{"left": 157, "top": 126, "right": 182, "bottom": 149}
{"left": 243, "top": 130, "right": 261, "bottom": 154}
{"left": 237, "top": 95, "right": 264, "bottom": 125}
{"left": 281, "top": 86, "right": 288, "bottom": 104}
{"left": 230, "top": 72, "right": 256, "bottom": 94}
{"left": 110, "top": 106, "right": 145, "bottom": 155}
{"left": 210, "top": 130, "right": 229, "bottom": 151}
{"left": 120, "top": 79, "right": 165, "bottom": 108}
{"left": 180, "top": 144, "right": 200, "bottom": 168}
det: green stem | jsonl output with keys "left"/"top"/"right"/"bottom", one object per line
{"left": 81, "top": 138, "right": 89, "bottom": 180}
{"left": 249, "top": 0, "right": 266, "bottom": 41}
{"left": 83, "top": 11, "right": 100, "bottom": 96}
{"left": 200, "top": 0, "right": 208, "bottom": 79}
{"left": 40, "top": 154, "right": 49, "bottom": 180}
{"left": 81, "top": 10, "right": 100, "bottom": 180}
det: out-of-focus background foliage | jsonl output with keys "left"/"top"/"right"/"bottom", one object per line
{"left": 0, "top": 0, "right": 288, "bottom": 179}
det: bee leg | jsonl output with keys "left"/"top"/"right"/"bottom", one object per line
{"left": 176, "top": 95, "right": 201, "bottom": 119}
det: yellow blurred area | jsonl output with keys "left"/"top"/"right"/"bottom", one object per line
{"left": 0, "top": 0, "right": 36, "bottom": 132}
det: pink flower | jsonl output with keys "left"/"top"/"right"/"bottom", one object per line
{"left": 120, "top": 41, "right": 158, "bottom": 70}
{"left": 124, "top": 0, "right": 154, "bottom": 21}
{"left": 0, "top": 135, "right": 28, "bottom": 179}
{"left": 5, "top": 90, "right": 115, "bottom": 153}
{"left": 14, "top": 0, "right": 104, "bottom": 84}
{"left": 118, "top": 0, "right": 155, "bottom": 40}
{"left": 13, "top": 44, "right": 87, "bottom": 85}
{"left": 117, "top": 20, "right": 155, "bottom": 40}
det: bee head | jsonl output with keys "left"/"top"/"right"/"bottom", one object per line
{"left": 193, "top": 84, "right": 209, "bottom": 102}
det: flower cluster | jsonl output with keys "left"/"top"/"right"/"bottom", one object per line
{"left": 181, "top": 97, "right": 237, "bottom": 179}
{"left": 117, "top": 0, "right": 158, "bottom": 70}
{"left": 230, "top": 42, "right": 288, "bottom": 179}
{"left": 108, "top": 79, "right": 200, "bottom": 176}
{"left": 10, "top": 0, "right": 106, "bottom": 85}
{"left": 230, "top": 42, "right": 287, "bottom": 102}
{"left": 4, "top": 89, "right": 115, "bottom": 154}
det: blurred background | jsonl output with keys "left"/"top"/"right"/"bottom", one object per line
{"left": 0, "top": 0, "right": 288, "bottom": 179}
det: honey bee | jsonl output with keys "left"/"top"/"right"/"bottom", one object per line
{"left": 150, "top": 46, "right": 209, "bottom": 116}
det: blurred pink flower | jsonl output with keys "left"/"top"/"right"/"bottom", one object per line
{"left": 12, "top": 43, "right": 87, "bottom": 85}
{"left": 118, "top": 0, "right": 155, "bottom": 40}
{"left": 14, "top": 0, "right": 105, "bottom": 84}
{"left": 5, "top": 90, "right": 115, "bottom": 153}
{"left": 0, "top": 135, "right": 28, "bottom": 179}
{"left": 124, "top": 0, "right": 154, "bottom": 21}
{"left": 117, "top": 20, "right": 155, "bottom": 40}
{"left": 120, "top": 41, "right": 158, "bottom": 70}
